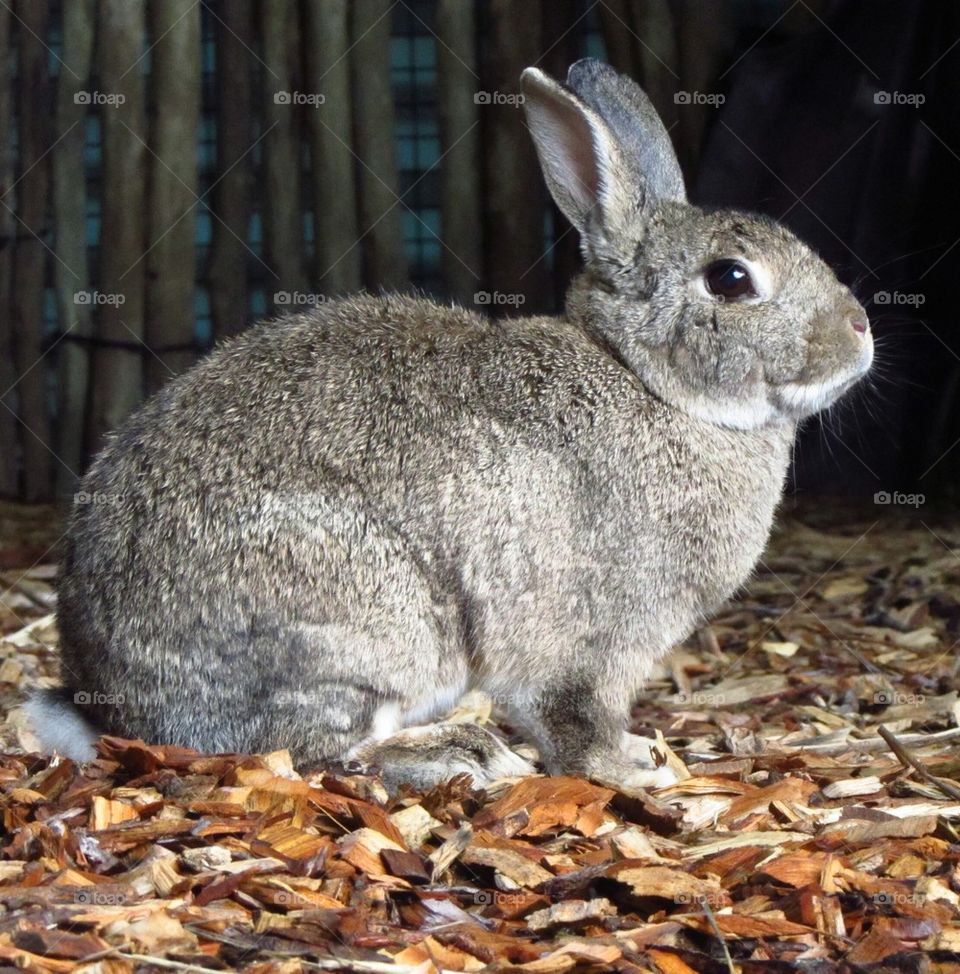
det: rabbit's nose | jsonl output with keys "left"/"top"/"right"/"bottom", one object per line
{"left": 838, "top": 300, "right": 869, "bottom": 337}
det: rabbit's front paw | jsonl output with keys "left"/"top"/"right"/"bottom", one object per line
{"left": 583, "top": 747, "right": 682, "bottom": 793}
{"left": 347, "top": 722, "right": 535, "bottom": 793}
{"left": 616, "top": 763, "right": 682, "bottom": 790}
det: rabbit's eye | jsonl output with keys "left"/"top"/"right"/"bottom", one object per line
{"left": 704, "top": 260, "right": 757, "bottom": 301}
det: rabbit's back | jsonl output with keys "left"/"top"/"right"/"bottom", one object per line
{"left": 84, "top": 294, "right": 624, "bottom": 489}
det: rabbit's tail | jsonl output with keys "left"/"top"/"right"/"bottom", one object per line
{"left": 23, "top": 688, "right": 100, "bottom": 762}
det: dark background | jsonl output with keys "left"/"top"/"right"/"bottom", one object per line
{"left": 0, "top": 0, "right": 956, "bottom": 509}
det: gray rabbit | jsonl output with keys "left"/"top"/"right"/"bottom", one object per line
{"left": 28, "top": 60, "right": 872, "bottom": 791}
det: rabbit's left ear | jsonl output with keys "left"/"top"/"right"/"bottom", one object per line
{"left": 521, "top": 60, "right": 685, "bottom": 240}
{"left": 521, "top": 66, "right": 636, "bottom": 237}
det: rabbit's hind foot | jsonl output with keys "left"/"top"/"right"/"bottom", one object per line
{"left": 346, "top": 722, "right": 535, "bottom": 793}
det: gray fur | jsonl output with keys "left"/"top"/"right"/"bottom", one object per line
{"left": 565, "top": 58, "right": 686, "bottom": 204}
{"left": 35, "top": 61, "right": 872, "bottom": 790}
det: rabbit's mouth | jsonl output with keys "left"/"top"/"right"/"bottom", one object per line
{"left": 774, "top": 375, "right": 856, "bottom": 417}
{"left": 776, "top": 369, "right": 867, "bottom": 419}
{"left": 771, "top": 324, "right": 873, "bottom": 419}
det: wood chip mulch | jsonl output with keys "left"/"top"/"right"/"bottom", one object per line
{"left": 1, "top": 503, "right": 960, "bottom": 973}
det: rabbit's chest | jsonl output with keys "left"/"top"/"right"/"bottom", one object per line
{"left": 639, "top": 427, "right": 792, "bottom": 614}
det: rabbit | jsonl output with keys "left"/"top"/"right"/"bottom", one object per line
{"left": 27, "top": 59, "right": 872, "bottom": 793}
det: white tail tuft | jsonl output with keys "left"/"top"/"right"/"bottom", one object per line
{"left": 23, "top": 691, "right": 99, "bottom": 763}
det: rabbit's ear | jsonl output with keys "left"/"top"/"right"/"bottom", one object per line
{"left": 521, "top": 66, "right": 640, "bottom": 235}
{"left": 565, "top": 59, "right": 685, "bottom": 206}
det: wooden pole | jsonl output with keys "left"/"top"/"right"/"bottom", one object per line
{"left": 435, "top": 0, "right": 483, "bottom": 306}
{"left": 304, "top": 0, "right": 362, "bottom": 298}
{"left": 598, "top": 0, "right": 636, "bottom": 77}
{"left": 351, "top": 0, "right": 408, "bottom": 292}
{"left": 483, "top": 0, "right": 549, "bottom": 314}
{"left": 11, "top": 0, "right": 54, "bottom": 500}
{"left": 145, "top": 0, "right": 201, "bottom": 392}
{"left": 54, "top": 0, "right": 96, "bottom": 494}
{"left": 261, "top": 0, "right": 305, "bottom": 305}
{"left": 86, "top": 0, "right": 148, "bottom": 450}
{"left": 0, "top": 3, "right": 19, "bottom": 497}
{"left": 209, "top": 0, "right": 254, "bottom": 339}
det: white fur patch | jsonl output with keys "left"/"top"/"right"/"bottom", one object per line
{"left": 23, "top": 694, "right": 99, "bottom": 763}
{"left": 778, "top": 376, "right": 839, "bottom": 416}
{"left": 370, "top": 702, "right": 401, "bottom": 741}
{"left": 683, "top": 394, "right": 780, "bottom": 430}
{"left": 401, "top": 681, "right": 468, "bottom": 727}
{"left": 777, "top": 335, "right": 873, "bottom": 418}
